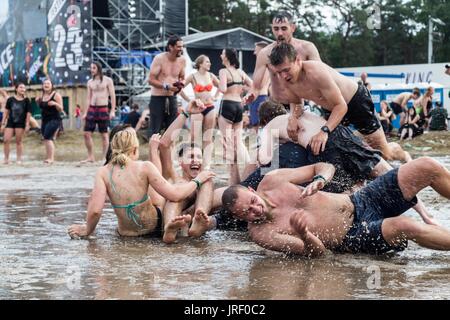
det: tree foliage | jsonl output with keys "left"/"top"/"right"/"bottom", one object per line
{"left": 188, "top": 0, "right": 450, "bottom": 67}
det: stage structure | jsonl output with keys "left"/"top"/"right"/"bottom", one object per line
{"left": 0, "top": 0, "right": 188, "bottom": 100}
{"left": 92, "top": 0, "right": 188, "bottom": 98}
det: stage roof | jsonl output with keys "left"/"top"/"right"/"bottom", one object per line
{"left": 146, "top": 27, "right": 273, "bottom": 51}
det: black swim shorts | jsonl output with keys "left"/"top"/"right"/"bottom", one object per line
{"left": 307, "top": 125, "right": 382, "bottom": 193}
{"left": 343, "top": 83, "right": 381, "bottom": 135}
{"left": 334, "top": 168, "right": 417, "bottom": 255}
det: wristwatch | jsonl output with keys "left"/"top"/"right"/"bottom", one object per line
{"left": 320, "top": 126, "right": 330, "bottom": 134}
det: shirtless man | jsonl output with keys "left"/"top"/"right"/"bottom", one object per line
{"left": 147, "top": 35, "right": 186, "bottom": 136}
{"left": 257, "top": 100, "right": 434, "bottom": 224}
{"left": 222, "top": 158, "right": 450, "bottom": 257}
{"left": 358, "top": 72, "right": 371, "bottom": 91}
{"left": 150, "top": 101, "right": 215, "bottom": 243}
{"left": 249, "top": 42, "right": 271, "bottom": 132}
{"left": 82, "top": 62, "right": 116, "bottom": 163}
{"left": 390, "top": 88, "right": 421, "bottom": 125}
{"left": 246, "top": 11, "right": 321, "bottom": 139}
{"left": 267, "top": 43, "right": 411, "bottom": 163}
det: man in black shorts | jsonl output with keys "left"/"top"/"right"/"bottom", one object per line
{"left": 268, "top": 43, "right": 411, "bottom": 163}
{"left": 147, "top": 35, "right": 186, "bottom": 136}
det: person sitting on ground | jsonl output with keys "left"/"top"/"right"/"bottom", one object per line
{"left": 429, "top": 102, "right": 448, "bottom": 131}
{"left": 124, "top": 104, "right": 141, "bottom": 129}
{"left": 151, "top": 139, "right": 215, "bottom": 243}
{"left": 379, "top": 100, "right": 395, "bottom": 136}
{"left": 415, "top": 86, "right": 434, "bottom": 131}
{"left": 222, "top": 157, "right": 450, "bottom": 257}
{"left": 67, "top": 127, "right": 215, "bottom": 239}
{"left": 399, "top": 107, "right": 422, "bottom": 141}
{"left": 150, "top": 100, "right": 217, "bottom": 243}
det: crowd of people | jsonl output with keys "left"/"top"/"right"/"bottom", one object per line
{"left": 2, "top": 11, "right": 450, "bottom": 258}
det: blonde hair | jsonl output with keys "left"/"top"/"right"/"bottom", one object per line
{"left": 110, "top": 129, "right": 139, "bottom": 167}
{"left": 194, "top": 55, "right": 208, "bottom": 70}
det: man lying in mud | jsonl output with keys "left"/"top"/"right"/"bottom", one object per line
{"left": 211, "top": 100, "right": 435, "bottom": 231}
{"left": 257, "top": 100, "right": 434, "bottom": 224}
{"left": 221, "top": 158, "right": 450, "bottom": 257}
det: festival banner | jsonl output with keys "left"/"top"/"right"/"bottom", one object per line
{"left": 0, "top": 0, "right": 92, "bottom": 87}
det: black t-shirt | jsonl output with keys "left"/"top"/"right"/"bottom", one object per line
{"left": 124, "top": 111, "right": 141, "bottom": 128}
{"left": 6, "top": 97, "right": 31, "bottom": 125}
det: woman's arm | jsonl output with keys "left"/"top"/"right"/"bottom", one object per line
{"left": 211, "top": 74, "right": 222, "bottom": 100}
{"left": 144, "top": 161, "right": 215, "bottom": 202}
{"left": 179, "top": 74, "right": 193, "bottom": 103}
{"left": 68, "top": 170, "right": 107, "bottom": 238}
{"left": 218, "top": 69, "right": 228, "bottom": 94}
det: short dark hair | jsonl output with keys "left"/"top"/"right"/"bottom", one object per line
{"left": 166, "top": 35, "right": 182, "bottom": 52}
{"left": 412, "top": 87, "right": 421, "bottom": 96}
{"left": 222, "top": 185, "right": 246, "bottom": 213}
{"left": 272, "top": 11, "right": 294, "bottom": 24}
{"left": 269, "top": 43, "right": 297, "bottom": 66}
{"left": 178, "top": 142, "right": 202, "bottom": 158}
{"left": 258, "top": 100, "right": 288, "bottom": 126}
{"left": 224, "top": 48, "right": 240, "bottom": 69}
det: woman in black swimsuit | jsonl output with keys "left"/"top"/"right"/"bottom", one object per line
{"left": 217, "top": 49, "right": 253, "bottom": 183}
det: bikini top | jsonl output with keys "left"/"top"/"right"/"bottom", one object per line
{"left": 226, "top": 68, "right": 244, "bottom": 88}
{"left": 193, "top": 74, "right": 213, "bottom": 93}
{"left": 109, "top": 165, "right": 148, "bottom": 228}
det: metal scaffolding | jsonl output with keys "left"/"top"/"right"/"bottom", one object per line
{"left": 92, "top": 0, "right": 164, "bottom": 99}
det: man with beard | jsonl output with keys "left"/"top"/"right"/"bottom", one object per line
{"left": 82, "top": 62, "right": 116, "bottom": 163}
{"left": 222, "top": 158, "right": 450, "bottom": 257}
{"left": 148, "top": 35, "right": 186, "bottom": 136}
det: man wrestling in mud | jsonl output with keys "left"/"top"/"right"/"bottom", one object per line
{"left": 222, "top": 158, "right": 450, "bottom": 257}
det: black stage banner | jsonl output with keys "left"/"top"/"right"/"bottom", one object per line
{"left": 0, "top": 0, "right": 92, "bottom": 87}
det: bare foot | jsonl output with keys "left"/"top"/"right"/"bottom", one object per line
{"left": 3, "top": 160, "right": 9, "bottom": 165}
{"left": 16, "top": 160, "right": 23, "bottom": 165}
{"left": 188, "top": 209, "right": 211, "bottom": 238}
{"left": 163, "top": 215, "right": 192, "bottom": 244}
{"left": 79, "top": 158, "right": 95, "bottom": 165}
{"left": 44, "top": 159, "right": 54, "bottom": 165}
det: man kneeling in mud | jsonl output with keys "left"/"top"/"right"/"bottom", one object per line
{"left": 222, "top": 158, "right": 450, "bottom": 257}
